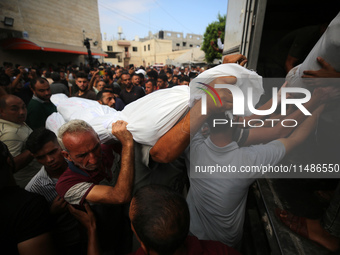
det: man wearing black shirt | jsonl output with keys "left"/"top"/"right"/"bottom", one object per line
{"left": 119, "top": 72, "right": 145, "bottom": 105}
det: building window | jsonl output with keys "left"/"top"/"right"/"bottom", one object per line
{"left": 148, "top": 44, "right": 150, "bottom": 51}
{"left": 144, "top": 45, "right": 146, "bottom": 51}
{"left": 133, "top": 47, "right": 138, "bottom": 52}
{"left": 183, "top": 42, "right": 186, "bottom": 47}
{"left": 176, "top": 43, "right": 180, "bottom": 47}
{"left": 107, "top": 45, "right": 113, "bottom": 51}
{"left": 190, "top": 44, "right": 193, "bottom": 47}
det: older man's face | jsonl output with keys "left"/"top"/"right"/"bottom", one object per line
{"left": 61, "top": 130, "right": 102, "bottom": 171}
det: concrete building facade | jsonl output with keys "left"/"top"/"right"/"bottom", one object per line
{"left": 0, "top": 0, "right": 106, "bottom": 66}
{"left": 102, "top": 38, "right": 189, "bottom": 67}
{"left": 141, "top": 30, "right": 203, "bottom": 51}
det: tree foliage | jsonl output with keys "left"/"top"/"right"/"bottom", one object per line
{"left": 202, "top": 14, "right": 226, "bottom": 63}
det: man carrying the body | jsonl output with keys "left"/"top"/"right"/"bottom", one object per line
{"left": 56, "top": 119, "right": 134, "bottom": 254}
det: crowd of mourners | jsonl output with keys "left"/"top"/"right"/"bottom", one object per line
{"left": 1, "top": 60, "right": 243, "bottom": 255}
{"left": 1, "top": 12, "right": 340, "bottom": 255}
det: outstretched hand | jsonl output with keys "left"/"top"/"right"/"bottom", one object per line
{"left": 302, "top": 57, "right": 340, "bottom": 79}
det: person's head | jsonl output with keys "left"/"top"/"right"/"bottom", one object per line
{"left": 57, "top": 120, "right": 102, "bottom": 171}
{"left": 147, "top": 70, "right": 158, "bottom": 80}
{"left": 121, "top": 72, "right": 132, "bottom": 89}
{"left": 130, "top": 185, "right": 189, "bottom": 255}
{"left": 59, "top": 69, "right": 66, "bottom": 80}
{"left": 128, "top": 64, "right": 135, "bottom": 75}
{"left": 75, "top": 72, "right": 89, "bottom": 92}
{"left": 179, "top": 76, "right": 190, "bottom": 86}
{"left": 131, "top": 73, "right": 141, "bottom": 86}
{"left": 0, "top": 95, "right": 27, "bottom": 124}
{"left": 166, "top": 69, "right": 173, "bottom": 80}
{"left": 172, "top": 75, "right": 179, "bottom": 85}
{"left": 104, "top": 70, "right": 113, "bottom": 83}
{"left": 26, "top": 128, "right": 66, "bottom": 174}
{"left": 96, "top": 80, "right": 106, "bottom": 92}
{"left": 188, "top": 72, "right": 198, "bottom": 80}
{"left": 30, "top": 77, "right": 52, "bottom": 102}
{"left": 97, "top": 90, "right": 115, "bottom": 108}
{"left": 145, "top": 80, "right": 157, "bottom": 95}
{"left": 137, "top": 73, "right": 145, "bottom": 85}
{"left": 116, "top": 68, "right": 123, "bottom": 78}
{"left": 157, "top": 74, "right": 168, "bottom": 89}
{"left": 102, "top": 84, "right": 114, "bottom": 92}
{"left": 51, "top": 72, "right": 61, "bottom": 82}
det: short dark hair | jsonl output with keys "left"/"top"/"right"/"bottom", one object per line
{"left": 145, "top": 79, "right": 156, "bottom": 87}
{"left": 131, "top": 73, "right": 140, "bottom": 78}
{"left": 157, "top": 73, "right": 168, "bottom": 82}
{"left": 121, "top": 71, "right": 130, "bottom": 77}
{"left": 137, "top": 72, "right": 144, "bottom": 80}
{"left": 188, "top": 72, "right": 198, "bottom": 79}
{"left": 106, "top": 70, "right": 113, "bottom": 78}
{"left": 131, "top": 185, "right": 189, "bottom": 255}
{"left": 30, "top": 77, "right": 48, "bottom": 90}
{"left": 26, "top": 128, "right": 58, "bottom": 154}
{"left": 180, "top": 76, "right": 190, "bottom": 84}
{"left": 75, "top": 71, "right": 88, "bottom": 80}
{"left": 51, "top": 72, "right": 60, "bottom": 82}
{"left": 96, "top": 90, "right": 114, "bottom": 101}
{"left": 147, "top": 70, "right": 158, "bottom": 80}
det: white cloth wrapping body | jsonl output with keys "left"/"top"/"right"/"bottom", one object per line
{"left": 286, "top": 12, "right": 340, "bottom": 89}
{"left": 47, "top": 86, "right": 190, "bottom": 146}
{"left": 47, "top": 64, "right": 264, "bottom": 146}
{"left": 189, "top": 63, "right": 264, "bottom": 117}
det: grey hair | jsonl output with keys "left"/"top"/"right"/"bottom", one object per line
{"left": 57, "top": 119, "right": 95, "bottom": 151}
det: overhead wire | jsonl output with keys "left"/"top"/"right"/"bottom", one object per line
{"left": 153, "top": 0, "right": 195, "bottom": 34}
{"left": 98, "top": 2, "right": 162, "bottom": 32}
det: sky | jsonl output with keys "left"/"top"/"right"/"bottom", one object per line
{"left": 98, "top": 0, "right": 228, "bottom": 41}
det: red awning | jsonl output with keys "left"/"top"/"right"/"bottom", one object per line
{"left": 0, "top": 38, "right": 107, "bottom": 57}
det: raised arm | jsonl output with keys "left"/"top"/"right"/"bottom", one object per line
{"left": 86, "top": 121, "right": 134, "bottom": 204}
{"left": 68, "top": 203, "right": 100, "bottom": 255}
{"left": 88, "top": 70, "right": 99, "bottom": 91}
{"left": 150, "top": 79, "right": 234, "bottom": 163}
{"left": 278, "top": 104, "right": 324, "bottom": 154}
{"left": 243, "top": 86, "right": 329, "bottom": 146}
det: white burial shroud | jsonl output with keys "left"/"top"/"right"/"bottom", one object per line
{"left": 46, "top": 64, "right": 264, "bottom": 145}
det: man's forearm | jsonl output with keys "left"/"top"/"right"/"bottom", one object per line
{"left": 114, "top": 142, "right": 134, "bottom": 203}
{"left": 278, "top": 105, "right": 324, "bottom": 154}
{"left": 150, "top": 101, "right": 207, "bottom": 163}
